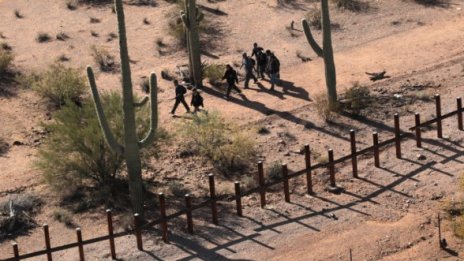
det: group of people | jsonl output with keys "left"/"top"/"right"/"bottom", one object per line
{"left": 223, "top": 43, "right": 281, "bottom": 100}
{"left": 170, "top": 42, "right": 281, "bottom": 115}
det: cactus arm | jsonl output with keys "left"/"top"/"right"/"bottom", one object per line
{"left": 302, "top": 19, "right": 323, "bottom": 57}
{"left": 87, "top": 66, "right": 124, "bottom": 155}
{"left": 139, "top": 73, "right": 158, "bottom": 148}
{"left": 181, "top": 11, "right": 189, "bottom": 28}
{"left": 134, "top": 96, "right": 149, "bottom": 107}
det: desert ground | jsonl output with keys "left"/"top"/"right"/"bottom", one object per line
{"left": 1, "top": 0, "right": 464, "bottom": 260}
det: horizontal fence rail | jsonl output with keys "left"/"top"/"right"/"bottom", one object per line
{"left": 2, "top": 95, "right": 463, "bottom": 261}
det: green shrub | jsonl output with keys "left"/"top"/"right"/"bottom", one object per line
{"left": 179, "top": 111, "right": 256, "bottom": 173}
{"left": 343, "top": 82, "right": 371, "bottom": 114}
{"left": 36, "top": 92, "right": 164, "bottom": 199}
{"left": 0, "top": 49, "right": 14, "bottom": 75}
{"left": 203, "top": 63, "right": 226, "bottom": 86}
{"left": 29, "top": 64, "right": 86, "bottom": 107}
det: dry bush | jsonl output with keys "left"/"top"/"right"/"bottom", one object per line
{"left": 27, "top": 64, "right": 86, "bottom": 107}
{"left": 331, "top": 0, "right": 369, "bottom": 12}
{"left": 203, "top": 63, "right": 226, "bottom": 86}
{"left": 52, "top": 209, "right": 74, "bottom": 227}
{"left": 1, "top": 42, "right": 12, "bottom": 51}
{"left": 342, "top": 81, "right": 371, "bottom": 114}
{"left": 168, "top": 181, "right": 191, "bottom": 197}
{"left": 306, "top": 7, "right": 322, "bottom": 30}
{"left": 266, "top": 160, "right": 283, "bottom": 182}
{"left": 313, "top": 92, "right": 337, "bottom": 122}
{"left": 410, "top": 0, "right": 450, "bottom": 7}
{"left": 90, "top": 17, "right": 101, "bottom": 23}
{"left": 179, "top": 111, "right": 256, "bottom": 173}
{"left": 0, "top": 194, "right": 41, "bottom": 241}
{"left": 257, "top": 125, "right": 270, "bottom": 135}
{"left": 56, "top": 32, "right": 70, "bottom": 41}
{"left": 0, "top": 48, "right": 14, "bottom": 75}
{"left": 65, "top": 0, "right": 78, "bottom": 10}
{"left": 36, "top": 33, "right": 52, "bottom": 43}
{"left": 90, "top": 45, "right": 116, "bottom": 72}
{"left": 14, "top": 9, "right": 23, "bottom": 19}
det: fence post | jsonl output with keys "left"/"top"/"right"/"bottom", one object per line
{"left": 208, "top": 173, "right": 219, "bottom": 225}
{"left": 158, "top": 192, "right": 168, "bottom": 243}
{"left": 328, "top": 149, "right": 336, "bottom": 188}
{"left": 457, "top": 97, "right": 463, "bottom": 131}
{"left": 134, "top": 213, "right": 143, "bottom": 251}
{"left": 435, "top": 94, "right": 443, "bottom": 138}
{"left": 12, "top": 243, "right": 19, "bottom": 261}
{"left": 43, "top": 224, "right": 52, "bottom": 261}
{"left": 350, "top": 130, "right": 358, "bottom": 178}
{"left": 304, "top": 144, "right": 313, "bottom": 195}
{"left": 185, "top": 194, "right": 194, "bottom": 234}
{"left": 373, "top": 132, "right": 380, "bottom": 168}
{"left": 234, "top": 181, "right": 243, "bottom": 217}
{"left": 415, "top": 113, "right": 422, "bottom": 148}
{"left": 438, "top": 213, "right": 443, "bottom": 249}
{"left": 258, "top": 161, "right": 266, "bottom": 208}
{"left": 282, "top": 164, "right": 290, "bottom": 203}
{"left": 394, "top": 113, "right": 401, "bottom": 159}
{"left": 76, "top": 228, "right": 85, "bottom": 261}
{"left": 106, "top": 209, "right": 116, "bottom": 259}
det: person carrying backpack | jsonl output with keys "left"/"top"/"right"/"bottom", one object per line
{"left": 190, "top": 88, "right": 204, "bottom": 113}
{"left": 222, "top": 64, "right": 241, "bottom": 100}
{"left": 170, "top": 79, "right": 190, "bottom": 115}
{"left": 240, "top": 53, "right": 257, "bottom": 89}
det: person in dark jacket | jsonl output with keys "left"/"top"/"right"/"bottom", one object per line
{"left": 190, "top": 88, "right": 204, "bottom": 113}
{"left": 267, "top": 52, "right": 280, "bottom": 90}
{"left": 240, "top": 53, "right": 257, "bottom": 89}
{"left": 251, "top": 43, "right": 263, "bottom": 60}
{"left": 256, "top": 49, "right": 267, "bottom": 80}
{"left": 222, "top": 64, "right": 241, "bottom": 100}
{"left": 170, "top": 79, "right": 190, "bottom": 115}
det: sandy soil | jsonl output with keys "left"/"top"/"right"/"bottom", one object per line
{"left": 1, "top": 0, "right": 464, "bottom": 260}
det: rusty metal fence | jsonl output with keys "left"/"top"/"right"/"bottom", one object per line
{"left": 2, "top": 94, "right": 463, "bottom": 261}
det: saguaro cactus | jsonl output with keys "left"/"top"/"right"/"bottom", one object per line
{"left": 86, "top": 0, "right": 158, "bottom": 214}
{"left": 302, "top": 0, "right": 337, "bottom": 108}
{"left": 181, "top": 0, "right": 203, "bottom": 87}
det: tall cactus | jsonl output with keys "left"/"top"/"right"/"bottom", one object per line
{"left": 86, "top": 0, "right": 158, "bottom": 215}
{"left": 302, "top": 0, "right": 337, "bottom": 108}
{"left": 181, "top": 0, "right": 203, "bottom": 88}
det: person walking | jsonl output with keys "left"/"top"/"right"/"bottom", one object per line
{"left": 256, "top": 49, "right": 267, "bottom": 80}
{"left": 251, "top": 42, "right": 264, "bottom": 59}
{"left": 222, "top": 64, "right": 241, "bottom": 100}
{"left": 190, "top": 88, "right": 204, "bottom": 113}
{"left": 170, "top": 79, "right": 190, "bottom": 115}
{"left": 240, "top": 53, "right": 257, "bottom": 89}
{"left": 267, "top": 52, "right": 280, "bottom": 90}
